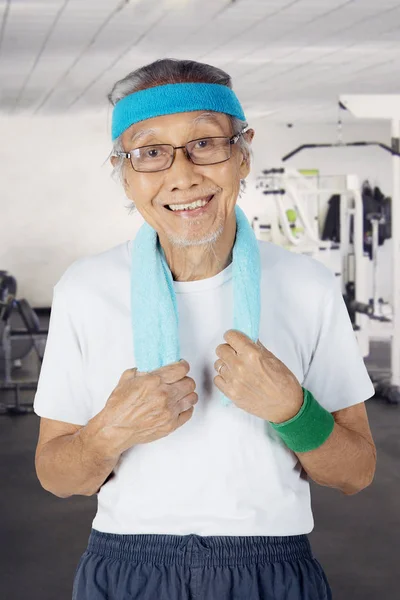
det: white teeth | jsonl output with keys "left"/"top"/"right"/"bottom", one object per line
{"left": 168, "top": 197, "right": 211, "bottom": 211}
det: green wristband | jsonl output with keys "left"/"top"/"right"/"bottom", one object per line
{"left": 269, "top": 388, "right": 335, "bottom": 453}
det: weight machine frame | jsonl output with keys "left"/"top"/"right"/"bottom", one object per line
{"left": 338, "top": 95, "right": 400, "bottom": 401}
{"left": 253, "top": 166, "right": 399, "bottom": 400}
{"left": 266, "top": 94, "right": 400, "bottom": 402}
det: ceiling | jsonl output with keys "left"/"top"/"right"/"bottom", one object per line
{"left": 1, "top": 0, "right": 400, "bottom": 124}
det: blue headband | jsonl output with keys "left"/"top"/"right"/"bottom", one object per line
{"left": 111, "top": 82, "right": 246, "bottom": 141}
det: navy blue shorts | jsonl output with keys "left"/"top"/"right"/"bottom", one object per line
{"left": 72, "top": 529, "right": 333, "bottom": 599}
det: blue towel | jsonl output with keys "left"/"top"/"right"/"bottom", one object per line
{"left": 131, "top": 204, "right": 261, "bottom": 408}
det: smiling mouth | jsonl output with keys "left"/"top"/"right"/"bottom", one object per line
{"left": 165, "top": 195, "right": 214, "bottom": 212}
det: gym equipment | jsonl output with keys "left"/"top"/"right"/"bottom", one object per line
{"left": 255, "top": 167, "right": 328, "bottom": 251}
{"left": 252, "top": 168, "right": 395, "bottom": 402}
{"left": 0, "top": 271, "right": 48, "bottom": 415}
{"left": 264, "top": 95, "right": 400, "bottom": 404}
{"left": 281, "top": 102, "right": 400, "bottom": 163}
{"left": 338, "top": 95, "right": 400, "bottom": 405}
{"left": 282, "top": 139, "right": 400, "bottom": 163}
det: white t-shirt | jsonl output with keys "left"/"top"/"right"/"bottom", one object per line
{"left": 34, "top": 239, "right": 375, "bottom": 536}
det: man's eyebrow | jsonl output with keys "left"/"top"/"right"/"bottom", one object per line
{"left": 130, "top": 128, "right": 157, "bottom": 144}
{"left": 129, "top": 113, "right": 223, "bottom": 144}
{"left": 191, "top": 112, "right": 224, "bottom": 126}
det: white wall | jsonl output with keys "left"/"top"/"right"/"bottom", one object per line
{"left": 1, "top": 114, "right": 143, "bottom": 306}
{"left": 0, "top": 114, "right": 394, "bottom": 306}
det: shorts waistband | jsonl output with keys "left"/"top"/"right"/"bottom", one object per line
{"left": 87, "top": 529, "right": 313, "bottom": 568}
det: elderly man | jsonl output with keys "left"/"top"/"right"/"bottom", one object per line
{"left": 34, "top": 58, "right": 376, "bottom": 600}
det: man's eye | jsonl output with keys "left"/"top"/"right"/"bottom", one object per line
{"left": 147, "top": 148, "right": 160, "bottom": 157}
{"left": 194, "top": 139, "right": 209, "bottom": 149}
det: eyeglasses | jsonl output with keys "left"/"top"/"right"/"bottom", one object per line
{"left": 113, "top": 129, "right": 248, "bottom": 173}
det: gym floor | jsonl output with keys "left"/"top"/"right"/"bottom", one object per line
{"left": 0, "top": 314, "right": 399, "bottom": 600}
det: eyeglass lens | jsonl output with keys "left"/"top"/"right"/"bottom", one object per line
{"left": 130, "top": 137, "right": 232, "bottom": 172}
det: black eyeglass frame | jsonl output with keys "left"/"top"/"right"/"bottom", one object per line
{"left": 113, "top": 128, "right": 248, "bottom": 173}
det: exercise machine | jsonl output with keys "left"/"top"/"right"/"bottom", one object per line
{"left": 252, "top": 167, "right": 397, "bottom": 403}
{"left": 274, "top": 94, "right": 400, "bottom": 403}
{"left": 0, "top": 271, "right": 47, "bottom": 415}
{"left": 281, "top": 102, "right": 400, "bottom": 163}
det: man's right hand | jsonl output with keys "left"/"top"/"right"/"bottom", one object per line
{"left": 94, "top": 360, "right": 198, "bottom": 457}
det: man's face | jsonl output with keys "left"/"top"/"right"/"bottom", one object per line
{"left": 117, "top": 111, "right": 254, "bottom": 247}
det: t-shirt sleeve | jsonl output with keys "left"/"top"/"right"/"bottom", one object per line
{"left": 33, "top": 281, "right": 92, "bottom": 426}
{"left": 302, "top": 273, "right": 375, "bottom": 413}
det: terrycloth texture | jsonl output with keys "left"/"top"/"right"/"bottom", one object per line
{"left": 112, "top": 83, "right": 246, "bottom": 140}
{"left": 131, "top": 204, "right": 261, "bottom": 408}
{"left": 270, "top": 388, "right": 335, "bottom": 451}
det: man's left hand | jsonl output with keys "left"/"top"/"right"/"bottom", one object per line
{"left": 214, "top": 330, "right": 304, "bottom": 423}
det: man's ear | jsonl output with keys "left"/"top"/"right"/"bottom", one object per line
{"left": 239, "top": 128, "right": 255, "bottom": 178}
{"left": 239, "top": 159, "right": 250, "bottom": 180}
{"left": 244, "top": 128, "right": 255, "bottom": 144}
{"left": 110, "top": 155, "right": 130, "bottom": 190}
{"left": 122, "top": 175, "right": 131, "bottom": 196}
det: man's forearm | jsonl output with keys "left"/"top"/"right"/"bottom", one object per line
{"left": 35, "top": 415, "right": 120, "bottom": 498}
{"left": 295, "top": 421, "right": 376, "bottom": 495}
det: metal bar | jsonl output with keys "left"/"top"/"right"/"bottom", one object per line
{"left": 391, "top": 120, "right": 400, "bottom": 387}
{"left": 347, "top": 176, "right": 367, "bottom": 336}
{"left": 339, "top": 192, "right": 350, "bottom": 295}
{"left": 371, "top": 219, "right": 379, "bottom": 314}
{"left": 285, "top": 181, "right": 321, "bottom": 243}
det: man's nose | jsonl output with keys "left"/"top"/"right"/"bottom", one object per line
{"left": 166, "top": 147, "right": 201, "bottom": 190}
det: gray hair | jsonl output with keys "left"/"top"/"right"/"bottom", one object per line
{"left": 107, "top": 59, "right": 252, "bottom": 214}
